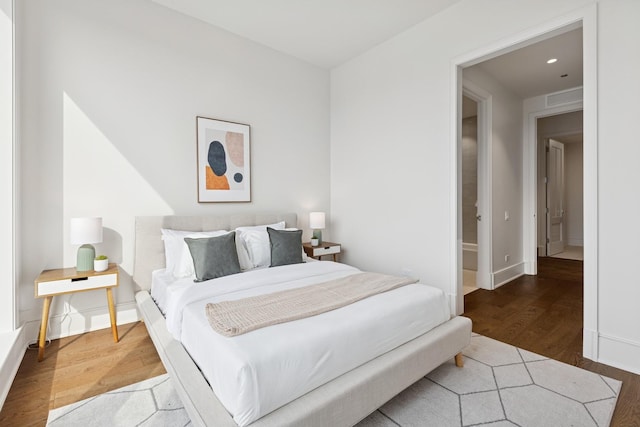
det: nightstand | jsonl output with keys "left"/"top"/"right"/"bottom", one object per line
{"left": 303, "top": 241, "right": 341, "bottom": 262}
{"left": 34, "top": 264, "right": 119, "bottom": 361}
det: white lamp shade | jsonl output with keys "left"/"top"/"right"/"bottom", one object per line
{"left": 309, "top": 212, "right": 326, "bottom": 229}
{"left": 70, "top": 217, "right": 103, "bottom": 245}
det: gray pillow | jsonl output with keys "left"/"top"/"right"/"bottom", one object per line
{"left": 268, "top": 227, "right": 303, "bottom": 267}
{"left": 184, "top": 232, "right": 241, "bottom": 282}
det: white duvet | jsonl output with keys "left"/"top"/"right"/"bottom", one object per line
{"left": 152, "top": 261, "right": 450, "bottom": 426}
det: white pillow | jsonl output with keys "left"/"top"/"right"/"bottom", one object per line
{"left": 161, "top": 229, "right": 228, "bottom": 277}
{"left": 235, "top": 221, "right": 286, "bottom": 270}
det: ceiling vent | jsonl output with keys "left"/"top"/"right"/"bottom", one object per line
{"left": 546, "top": 87, "right": 583, "bottom": 107}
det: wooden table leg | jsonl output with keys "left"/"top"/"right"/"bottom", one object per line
{"left": 106, "top": 287, "right": 119, "bottom": 343}
{"left": 38, "top": 296, "right": 52, "bottom": 362}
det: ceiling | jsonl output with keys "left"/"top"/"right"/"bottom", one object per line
{"left": 472, "top": 28, "right": 583, "bottom": 99}
{"left": 150, "top": 1, "right": 582, "bottom": 98}
{"left": 150, "top": 0, "right": 463, "bottom": 69}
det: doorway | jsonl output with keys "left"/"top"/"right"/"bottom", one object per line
{"left": 461, "top": 95, "right": 479, "bottom": 294}
{"left": 451, "top": 5, "right": 598, "bottom": 362}
{"left": 537, "top": 111, "right": 584, "bottom": 261}
{"left": 461, "top": 83, "right": 492, "bottom": 294}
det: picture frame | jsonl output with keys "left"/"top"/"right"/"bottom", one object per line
{"left": 196, "top": 116, "right": 251, "bottom": 203}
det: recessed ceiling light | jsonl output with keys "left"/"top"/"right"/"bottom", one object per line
{"left": 547, "top": 58, "right": 558, "bottom": 64}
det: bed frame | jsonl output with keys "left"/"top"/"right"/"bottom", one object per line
{"left": 133, "top": 213, "right": 472, "bottom": 427}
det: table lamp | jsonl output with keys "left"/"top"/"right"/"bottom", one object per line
{"left": 70, "top": 217, "right": 103, "bottom": 271}
{"left": 309, "top": 212, "right": 325, "bottom": 244}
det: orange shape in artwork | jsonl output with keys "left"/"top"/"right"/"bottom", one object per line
{"left": 206, "top": 166, "right": 230, "bottom": 190}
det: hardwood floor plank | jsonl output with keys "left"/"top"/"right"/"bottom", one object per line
{"left": 0, "top": 321, "right": 165, "bottom": 426}
{"left": 464, "top": 257, "right": 640, "bottom": 427}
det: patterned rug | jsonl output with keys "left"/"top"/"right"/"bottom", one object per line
{"left": 47, "top": 334, "right": 621, "bottom": 427}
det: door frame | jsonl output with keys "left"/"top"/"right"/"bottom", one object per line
{"left": 538, "top": 127, "right": 584, "bottom": 257}
{"left": 524, "top": 101, "right": 583, "bottom": 271}
{"left": 450, "top": 5, "right": 598, "bottom": 361}
{"left": 546, "top": 139, "right": 566, "bottom": 256}
{"left": 462, "top": 81, "right": 492, "bottom": 291}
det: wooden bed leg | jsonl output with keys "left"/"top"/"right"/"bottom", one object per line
{"left": 454, "top": 353, "right": 464, "bottom": 367}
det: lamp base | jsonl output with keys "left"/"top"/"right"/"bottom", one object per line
{"left": 312, "top": 229, "right": 322, "bottom": 244}
{"left": 77, "top": 244, "right": 96, "bottom": 271}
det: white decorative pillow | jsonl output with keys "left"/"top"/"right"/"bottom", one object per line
{"left": 161, "top": 229, "right": 228, "bottom": 277}
{"left": 235, "top": 221, "right": 286, "bottom": 270}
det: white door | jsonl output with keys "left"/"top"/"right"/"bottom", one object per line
{"left": 546, "top": 139, "right": 565, "bottom": 256}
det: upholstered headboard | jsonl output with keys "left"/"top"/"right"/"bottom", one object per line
{"left": 133, "top": 213, "right": 298, "bottom": 291}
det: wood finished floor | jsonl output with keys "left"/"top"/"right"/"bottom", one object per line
{"left": 464, "top": 257, "right": 640, "bottom": 427}
{"left": 0, "top": 321, "right": 165, "bottom": 427}
{"left": 1, "top": 257, "right": 638, "bottom": 426}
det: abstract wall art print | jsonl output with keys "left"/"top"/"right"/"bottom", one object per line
{"left": 196, "top": 116, "right": 251, "bottom": 202}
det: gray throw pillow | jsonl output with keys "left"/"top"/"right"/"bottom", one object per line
{"left": 268, "top": 227, "right": 303, "bottom": 267}
{"left": 184, "top": 232, "right": 241, "bottom": 282}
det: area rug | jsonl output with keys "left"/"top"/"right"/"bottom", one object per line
{"left": 47, "top": 334, "right": 621, "bottom": 427}
{"left": 46, "top": 374, "right": 190, "bottom": 427}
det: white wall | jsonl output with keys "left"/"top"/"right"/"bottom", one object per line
{"left": 10, "top": 0, "right": 640, "bottom": 380}
{"left": 331, "top": 0, "right": 640, "bottom": 374}
{"left": 596, "top": 0, "right": 640, "bottom": 373}
{"left": 16, "top": 0, "right": 330, "bottom": 341}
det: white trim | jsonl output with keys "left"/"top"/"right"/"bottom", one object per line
{"left": 0, "top": 327, "right": 26, "bottom": 409}
{"left": 462, "top": 81, "right": 493, "bottom": 291}
{"left": 583, "top": 328, "right": 598, "bottom": 365}
{"left": 580, "top": 4, "right": 599, "bottom": 362}
{"left": 567, "top": 239, "right": 583, "bottom": 247}
{"left": 0, "top": 1, "right": 20, "bottom": 409}
{"left": 450, "top": 63, "right": 463, "bottom": 315}
{"left": 22, "top": 302, "right": 140, "bottom": 346}
{"left": 0, "top": 0, "right": 16, "bottom": 333}
{"left": 598, "top": 333, "right": 640, "bottom": 376}
{"left": 492, "top": 262, "right": 525, "bottom": 289}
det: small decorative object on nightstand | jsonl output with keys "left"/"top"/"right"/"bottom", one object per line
{"left": 94, "top": 255, "right": 109, "bottom": 272}
{"left": 34, "top": 264, "right": 119, "bottom": 361}
{"left": 303, "top": 241, "right": 341, "bottom": 262}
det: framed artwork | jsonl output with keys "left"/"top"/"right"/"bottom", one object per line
{"left": 196, "top": 116, "right": 251, "bottom": 203}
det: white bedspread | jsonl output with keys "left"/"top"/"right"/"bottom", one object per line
{"left": 153, "top": 261, "right": 450, "bottom": 426}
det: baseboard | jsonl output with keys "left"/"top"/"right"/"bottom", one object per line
{"left": 597, "top": 333, "right": 640, "bottom": 375}
{"left": 492, "top": 262, "right": 525, "bottom": 289}
{"left": 0, "top": 327, "right": 27, "bottom": 410}
{"left": 582, "top": 328, "right": 598, "bottom": 360}
{"left": 22, "top": 302, "right": 140, "bottom": 346}
{"left": 567, "top": 238, "right": 584, "bottom": 246}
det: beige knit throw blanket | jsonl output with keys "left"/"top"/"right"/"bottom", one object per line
{"left": 205, "top": 272, "right": 418, "bottom": 337}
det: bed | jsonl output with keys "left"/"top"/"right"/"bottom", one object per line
{"left": 133, "top": 213, "right": 471, "bottom": 427}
